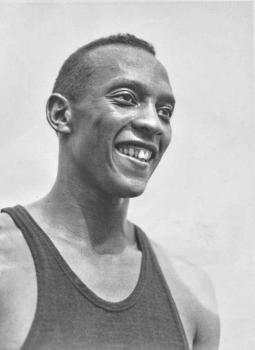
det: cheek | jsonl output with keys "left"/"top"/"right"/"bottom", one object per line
{"left": 93, "top": 106, "right": 131, "bottom": 141}
{"left": 160, "top": 125, "right": 172, "bottom": 154}
{"left": 166, "top": 126, "right": 172, "bottom": 145}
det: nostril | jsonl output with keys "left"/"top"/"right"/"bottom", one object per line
{"left": 131, "top": 118, "right": 162, "bottom": 136}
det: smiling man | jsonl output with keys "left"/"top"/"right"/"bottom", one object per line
{"left": 0, "top": 34, "right": 220, "bottom": 350}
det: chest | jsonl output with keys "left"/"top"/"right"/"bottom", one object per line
{"left": 2, "top": 229, "right": 191, "bottom": 350}
{"left": 2, "top": 242, "right": 143, "bottom": 350}
{"left": 5, "top": 258, "right": 190, "bottom": 350}
{"left": 50, "top": 238, "right": 144, "bottom": 301}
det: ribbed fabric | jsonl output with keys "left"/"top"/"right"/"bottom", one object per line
{"left": 1, "top": 205, "right": 189, "bottom": 350}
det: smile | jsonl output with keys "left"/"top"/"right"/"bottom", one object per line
{"left": 115, "top": 144, "right": 153, "bottom": 163}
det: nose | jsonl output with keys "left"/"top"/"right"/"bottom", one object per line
{"left": 131, "top": 102, "right": 163, "bottom": 137}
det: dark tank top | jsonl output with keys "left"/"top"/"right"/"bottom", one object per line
{"left": 1, "top": 205, "right": 189, "bottom": 350}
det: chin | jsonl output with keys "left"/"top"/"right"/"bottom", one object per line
{"left": 109, "top": 178, "right": 148, "bottom": 198}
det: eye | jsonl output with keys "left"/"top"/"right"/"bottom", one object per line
{"left": 108, "top": 90, "right": 137, "bottom": 106}
{"left": 157, "top": 105, "right": 174, "bottom": 120}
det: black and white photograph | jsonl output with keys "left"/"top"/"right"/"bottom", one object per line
{"left": 0, "top": 1, "right": 253, "bottom": 349}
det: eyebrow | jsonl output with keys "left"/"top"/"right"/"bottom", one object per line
{"left": 106, "top": 78, "right": 176, "bottom": 105}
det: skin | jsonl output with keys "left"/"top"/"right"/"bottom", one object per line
{"left": 0, "top": 45, "right": 220, "bottom": 349}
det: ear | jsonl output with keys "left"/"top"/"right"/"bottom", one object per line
{"left": 46, "top": 93, "right": 72, "bottom": 135}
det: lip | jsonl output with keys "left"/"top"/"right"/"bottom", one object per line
{"left": 114, "top": 140, "right": 158, "bottom": 159}
{"left": 114, "top": 148, "right": 150, "bottom": 169}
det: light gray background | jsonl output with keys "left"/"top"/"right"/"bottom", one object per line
{"left": 0, "top": 2, "right": 254, "bottom": 349}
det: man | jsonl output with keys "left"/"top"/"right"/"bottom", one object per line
{"left": 0, "top": 34, "right": 220, "bottom": 350}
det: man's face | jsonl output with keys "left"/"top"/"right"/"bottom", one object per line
{"left": 68, "top": 45, "right": 175, "bottom": 197}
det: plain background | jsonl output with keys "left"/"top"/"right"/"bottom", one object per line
{"left": 0, "top": 1, "right": 254, "bottom": 349}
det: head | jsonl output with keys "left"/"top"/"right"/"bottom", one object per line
{"left": 47, "top": 34, "right": 175, "bottom": 198}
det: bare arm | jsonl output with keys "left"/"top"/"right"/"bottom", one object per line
{"left": 0, "top": 212, "right": 37, "bottom": 350}
{"left": 0, "top": 213, "right": 16, "bottom": 349}
{"left": 191, "top": 270, "right": 220, "bottom": 350}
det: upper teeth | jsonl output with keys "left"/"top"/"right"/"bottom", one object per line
{"left": 117, "top": 146, "right": 152, "bottom": 162}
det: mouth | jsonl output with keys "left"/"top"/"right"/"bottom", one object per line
{"left": 114, "top": 142, "right": 156, "bottom": 164}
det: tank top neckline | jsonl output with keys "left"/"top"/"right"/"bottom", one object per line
{"left": 15, "top": 204, "right": 148, "bottom": 312}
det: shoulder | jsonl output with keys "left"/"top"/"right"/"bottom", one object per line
{"left": 0, "top": 211, "right": 37, "bottom": 349}
{"left": 0, "top": 211, "right": 20, "bottom": 325}
{"left": 0, "top": 211, "right": 32, "bottom": 286}
{"left": 0, "top": 211, "right": 18, "bottom": 263}
{"left": 151, "top": 240, "right": 220, "bottom": 350}
{"left": 152, "top": 241, "right": 217, "bottom": 313}
{"left": 0, "top": 212, "right": 20, "bottom": 283}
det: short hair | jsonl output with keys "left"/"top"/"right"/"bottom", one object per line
{"left": 52, "top": 33, "right": 156, "bottom": 103}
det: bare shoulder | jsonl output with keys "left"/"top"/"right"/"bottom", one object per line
{"left": 0, "top": 212, "right": 20, "bottom": 283}
{"left": 0, "top": 211, "right": 37, "bottom": 350}
{"left": 0, "top": 211, "right": 18, "bottom": 262}
{"left": 151, "top": 240, "right": 220, "bottom": 350}
{"left": 0, "top": 211, "right": 32, "bottom": 286}
{"left": 152, "top": 240, "right": 217, "bottom": 312}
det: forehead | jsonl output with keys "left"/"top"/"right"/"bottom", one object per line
{"left": 85, "top": 45, "right": 172, "bottom": 93}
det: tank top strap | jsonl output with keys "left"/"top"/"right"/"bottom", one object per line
{"left": 1, "top": 205, "right": 190, "bottom": 350}
{"left": 1, "top": 205, "right": 50, "bottom": 266}
{"left": 1, "top": 205, "right": 149, "bottom": 311}
{"left": 134, "top": 225, "right": 190, "bottom": 350}
{"left": 1, "top": 204, "right": 59, "bottom": 299}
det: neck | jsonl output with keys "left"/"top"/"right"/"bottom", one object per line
{"left": 38, "top": 167, "right": 133, "bottom": 254}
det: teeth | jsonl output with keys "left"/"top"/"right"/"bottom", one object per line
{"left": 139, "top": 150, "right": 145, "bottom": 159}
{"left": 145, "top": 150, "right": 150, "bottom": 160}
{"left": 129, "top": 148, "right": 135, "bottom": 157}
{"left": 117, "top": 145, "right": 152, "bottom": 162}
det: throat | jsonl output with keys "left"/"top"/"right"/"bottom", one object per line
{"left": 40, "top": 185, "right": 131, "bottom": 248}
